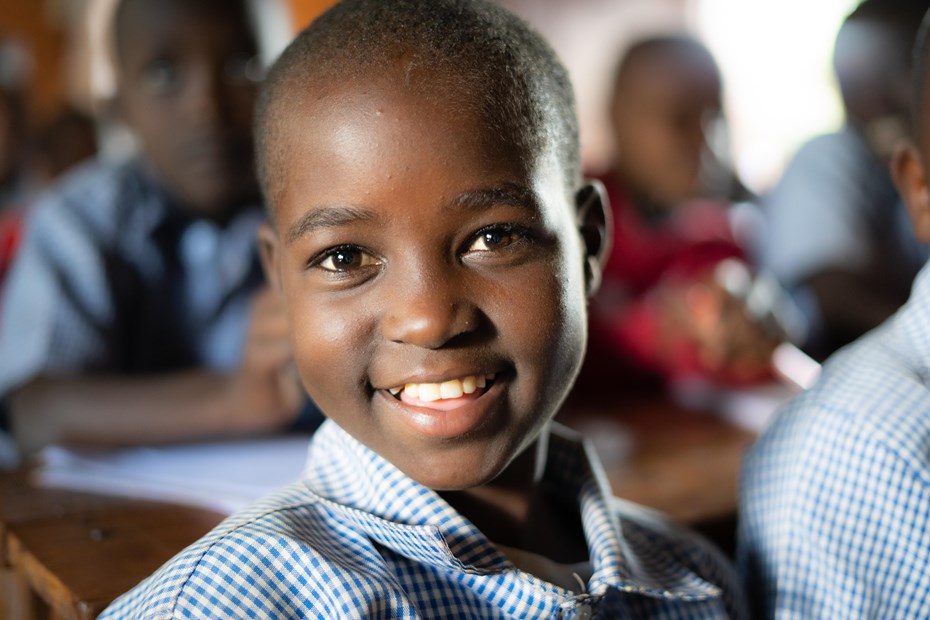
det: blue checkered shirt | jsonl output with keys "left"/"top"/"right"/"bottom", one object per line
{"left": 101, "top": 421, "right": 746, "bottom": 618}
{"left": 738, "top": 259, "right": 930, "bottom": 618}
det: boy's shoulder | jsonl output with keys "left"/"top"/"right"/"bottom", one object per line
{"left": 750, "top": 311, "right": 930, "bottom": 479}
{"left": 99, "top": 480, "right": 359, "bottom": 619}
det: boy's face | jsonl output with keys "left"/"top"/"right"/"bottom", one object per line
{"left": 261, "top": 71, "right": 602, "bottom": 490}
{"left": 611, "top": 51, "right": 721, "bottom": 206}
{"left": 115, "top": 0, "right": 259, "bottom": 219}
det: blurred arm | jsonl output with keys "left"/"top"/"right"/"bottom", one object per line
{"left": 7, "top": 287, "right": 302, "bottom": 455}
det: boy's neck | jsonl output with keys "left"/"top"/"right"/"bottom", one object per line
{"left": 439, "top": 430, "right": 589, "bottom": 563}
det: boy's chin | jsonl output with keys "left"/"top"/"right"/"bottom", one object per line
{"left": 400, "top": 435, "right": 541, "bottom": 493}
{"left": 404, "top": 459, "right": 506, "bottom": 492}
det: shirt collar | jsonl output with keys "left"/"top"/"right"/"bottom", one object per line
{"left": 302, "top": 420, "right": 722, "bottom": 601}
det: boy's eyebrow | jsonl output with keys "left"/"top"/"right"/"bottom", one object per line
{"left": 450, "top": 183, "right": 540, "bottom": 213}
{"left": 285, "top": 205, "right": 379, "bottom": 245}
{"left": 285, "top": 184, "right": 541, "bottom": 245}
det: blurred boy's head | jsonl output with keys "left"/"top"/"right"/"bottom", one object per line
{"left": 256, "top": 0, "right": 608, "bottom": 490}
{"left": 892, "top": 8, "right": 930, "bottom": 243}
{"left": 834, "top": 0, "right": 929, "bottom": 150}
{"left": 608, "top": 36, "right": 722, "bottom": 208}
{"left": 112, "top": 0, "right": 260, "bottom": 221}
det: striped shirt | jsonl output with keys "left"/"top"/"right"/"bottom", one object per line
{"left": 0, "top": 158, "right": 265, "bottom": 397}
{"left": 739, "top": 259, "right": 930, "bottom": 618}
{"left": 101, "top": 421, "right": 745, "bottom": 619}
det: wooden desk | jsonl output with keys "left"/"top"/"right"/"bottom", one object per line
{"left": 559, "top": 397, "right": 756, "bottom": 524}
{"left": 0, "top": 470, "right": 223, "bottom": 620}
{"left": 1, "top": 398, "right": 755, "bottom": 619}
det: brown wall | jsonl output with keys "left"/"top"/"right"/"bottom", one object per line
{"left": 0, "top": 1, "right": 65, "bottom": 125}
{"left": 286, "top": 0, "right": 338, "bottom": 32}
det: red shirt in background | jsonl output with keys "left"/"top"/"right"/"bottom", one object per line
{"left": 580, "top": 174, "right": 747, "bottom": 392}
{"left": 0, "top": 209, "right": 21, "bottom": 286}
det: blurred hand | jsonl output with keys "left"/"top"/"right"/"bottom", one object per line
{"left": 662, "top": 260, "right": 785, "bottom": 382}
{"left": 225, "top": 287, "right": 303, "bottom": 432}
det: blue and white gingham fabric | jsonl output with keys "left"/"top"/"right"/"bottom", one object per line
{"left": 738, "top": 259, "right": 930, "bottom": 619}
{"left": 101, "top": 421, "right": 746, "bottom": 619}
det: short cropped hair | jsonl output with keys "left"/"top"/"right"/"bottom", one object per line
{"left": 255, "top": 0, "right": 579, "bottom": 208}
{"left": 610, "top": 35, "right": 720, "bottom": 98}
{"left": 834, "top": 0, "right": 929, "bottom": 124}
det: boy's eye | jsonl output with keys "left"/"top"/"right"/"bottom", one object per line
{"left": 142, "top": 59, "right": 182, "bottom": 95}
{"left": 466, "top": 225, "right": 526, "bottom": 253}
{"left": 314, "top": 246, "right": 381, "bottom": 273}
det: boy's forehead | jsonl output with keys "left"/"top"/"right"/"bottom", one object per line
{"left": 268, "top": 71, "right": 574, "bottom": 222}
{"left": 278, "top": 66, "right": 560, "bottom": 173}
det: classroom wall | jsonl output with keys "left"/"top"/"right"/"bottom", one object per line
{"left": 0, "top": 1, "right": 66, "bottom": 125}
{"left": 286, "top": 0, "right": 338, "bottom": 31}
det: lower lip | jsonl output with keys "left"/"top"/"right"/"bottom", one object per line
{"left": 378, "top": 381, "right": 502, "bottom": 440}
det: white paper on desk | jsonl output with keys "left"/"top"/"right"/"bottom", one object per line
{"left": 671, "top": 344, "right": 822, "bottom": 433}
{"left": 672, "top": 379, "right": 799, "bottom": 433}
{"left": 33, "top": 435, "right": 314, "bottom": 515}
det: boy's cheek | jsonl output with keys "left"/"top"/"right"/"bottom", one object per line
{"left": 284, "top": 293, "right": 371, "bottom": 396}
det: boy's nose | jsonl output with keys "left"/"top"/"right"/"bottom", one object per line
{"left": 185, "top": 67, "right": 229, "bottom": 124}
{"left": 380, "top": 273, "right": 479, "bottom": 349}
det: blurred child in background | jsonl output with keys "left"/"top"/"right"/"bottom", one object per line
{"left": 739, "top": 8, "right": 930, "bottom": 615}
{"left": 0, "top": 0, "right": 314, "bottom": 462}
{"left": 580, "top": 35, "right": 788, "bottom": 397}
{"left": 762, "top": 0, "right": 930, "bottom": 359}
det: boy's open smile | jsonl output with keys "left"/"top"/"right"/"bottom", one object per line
{"left": 376, "top": 370, "right": 502, "bottom": 439}
{"left": 260, "top": 65, "right": 601, "bottom": 490}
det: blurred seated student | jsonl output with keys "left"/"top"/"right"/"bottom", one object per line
{"left": 738, "top": 9, "right": 930, "bottom": 616}
{"left": 0, "top": 0, "right": 313, "bottom": 460}
{"left": 761, "top": 0, "right": 930, "bottom": 360}
{"left": 580, "top": 35, "right": 787, "bottom": 396}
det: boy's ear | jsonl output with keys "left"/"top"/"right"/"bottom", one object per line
{"left": 891, "top": 141, "right": 930, "bottom": 243}
{"left": 257, "top": 222, "right": 284, "bottom": 293}
{"left": 575, "top": 181, "right": 612, "bottom": 297}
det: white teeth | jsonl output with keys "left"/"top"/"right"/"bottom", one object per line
{"left": 417, "top": 383, "right": 441, "bottom": 402}
{"left": 440, "top": 380, "right": 463, "bottom": 399}
{"left": 395, "top": 373, "right": 495, "bottom": 402}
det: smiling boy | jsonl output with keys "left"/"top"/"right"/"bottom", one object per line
{"left": 101, "top": 1, "right": 745, "bottom": 617}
